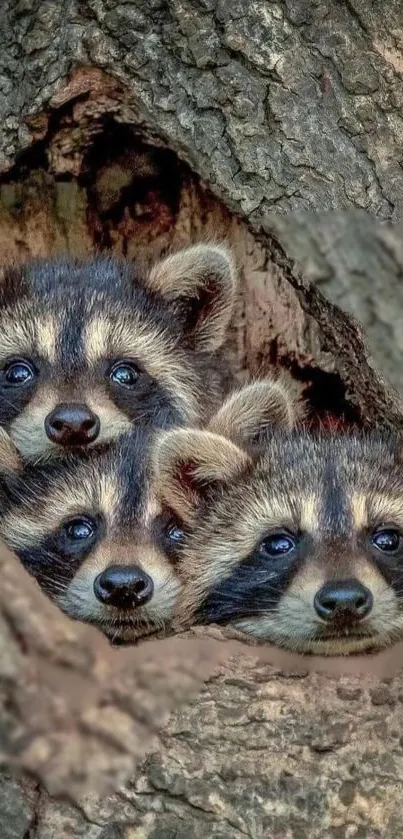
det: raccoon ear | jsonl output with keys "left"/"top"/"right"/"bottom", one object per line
{"left": 209, "top": 377, "right": 305, "bottom": 445}
{"left": 147, "top": 244, "right": 237, "bottom": 351}
{"left": 0, "top": 264, "right": 28, "bottom": 308}
{"left": 152, "top": 428, "right": 250, "bottom": 524}
{"left": 0, "top": 428, "right": 23, "bottom": 475}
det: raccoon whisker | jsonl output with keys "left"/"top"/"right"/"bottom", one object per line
{"left": 108, "top": 625, "right": 122, "bottom": 645}
{"left": 386, "top": 574, "right": 403, "bottom": 588}
{"left": 28, "top": 571, "right": 68, "bottom": 596}
{"left": 31, "top": 450, "right": 56, "bottom": 467}
{"left": 134, "top": 409, "right": 154, "bottom": 424}
{"left": 386, "top": 624, "right": 403, "bottom": 642}
{"left": 210, "top": 586, "right": 284, "bottom": 606}
{"left": 16, "top": 548, "right": 75, "bottom": 596}
{"left": 29, "top": 571, "right": 70, "bottom": 593}
{"left": 105, "top": 610, "right": 165, "bottom": 643}
{"left": 104, "top": 610, "right": 145, "bottom": 628}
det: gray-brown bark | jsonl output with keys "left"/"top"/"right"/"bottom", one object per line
{"left": 269, "top": 212, "right": 403, "bottom": 394}
{"left": 2, "top": 0, "right": 403, "bottom": 219}
{"left": 2, "top": 2, "right": 403, "bottom": 837}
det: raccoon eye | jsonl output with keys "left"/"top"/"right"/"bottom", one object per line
{"left": 109, "top": 361, "right": 140, "bottom": 389}
{"left": 4, "top": 359, "right": 35, "bottom": 386}
{"left": 371, "top": 528, "right": 401, "bottom": 554}
{"left": 258, "top": 532, "right": 296, "bottom": 558}
{"left": 64, "top": 517, "right": 96, "bottom": 542}
{"left": 166, "top": 521, "right": 185, "bottom": 545}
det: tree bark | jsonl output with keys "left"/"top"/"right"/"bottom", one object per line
{"left": 2, "top": 0, "right": 403, "bottom": 220}
{"left": 1, "top": 2, "right": 403, "bottom": 837}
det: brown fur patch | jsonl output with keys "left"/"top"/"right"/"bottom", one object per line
{"left": 83, "top": 315, "right": 110, "bottom": 365}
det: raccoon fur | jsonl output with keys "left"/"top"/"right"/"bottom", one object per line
{"left": 0, "top": 244, "right": 237, "bottom": 461}
{"left": 153, "top": 381, "right": 403, "bottom": 655}
{"left": 0, "top": 376, "right": 298, "bottom": 643}
{"left": 0, "top": 428, "right": 183, "bottom": 644}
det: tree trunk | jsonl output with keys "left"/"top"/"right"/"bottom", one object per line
{"left": 1, "top": 2, "right": 403, "bottom": 837}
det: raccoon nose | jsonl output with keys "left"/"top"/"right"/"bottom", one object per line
{"left": 314, "top": 579, "right": 373, "bottom": 623}
{"left": 45, "top": 403, "right": 100, "bottom": 446}
{"left": 93, "top": 565, "right": 154, "bottom": 609}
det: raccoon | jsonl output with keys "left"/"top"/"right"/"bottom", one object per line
{"left": 0, "top": 377, "right": 299, "bottom": 643}
{"left": 153, "top": 382, "right": 403, "bottom": 655}
{"left": 0, "top": 429, "right": 183, "bottom": 644}
{"left": 0, "top": 244, "right": 237, "bottom": 461}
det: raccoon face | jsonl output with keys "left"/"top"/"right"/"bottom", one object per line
{"left": 0, "top": 244, "right": 236, "bottom": 461}
{"left": 154, "top": 392, "right": 403, "bottom": 654}
{"left": 0, "top": 431, "right": 182, "bottom": 644}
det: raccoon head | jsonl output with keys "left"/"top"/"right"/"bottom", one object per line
{"left": 153, "top": 377, "right": 304, "bottom": 520}
{"left": 153, "top": 378, "right": 303, "bottom": 604}
{"left": 154, "top": 387, "right": 403, "bottom": 655}
{"left": 0, "top": 244, "right": 237, "bottom": 461}
{"left": 0, "top": 430, "right": 183, "bottom": 644}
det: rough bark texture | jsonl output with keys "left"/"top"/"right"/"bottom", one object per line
{"left": 1, "top": 1, "right": 403, "bottom": 837}
{"left": 269, "top": 212, "right": 403, "bottom": 393}
{"left": 2, "top": 0, "right": 403, "bottom": 219}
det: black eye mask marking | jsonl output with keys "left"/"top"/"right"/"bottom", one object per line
{"left": 195, "top": 532, "right": 301, "bottom": 626}
{"left": 152, "top": 512, "right": 187, "bottom": 563}
{"left": 105, "top": 357, "right": 183, "bottom": 428}
{"left": 367, "top": 525, "right": 403, "bottom": 592}
{"left": 17, "top": 514, "right": 101, "bottom": 598}
{"left": 0, "top": 357, "right": 39, "bottom": 424}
